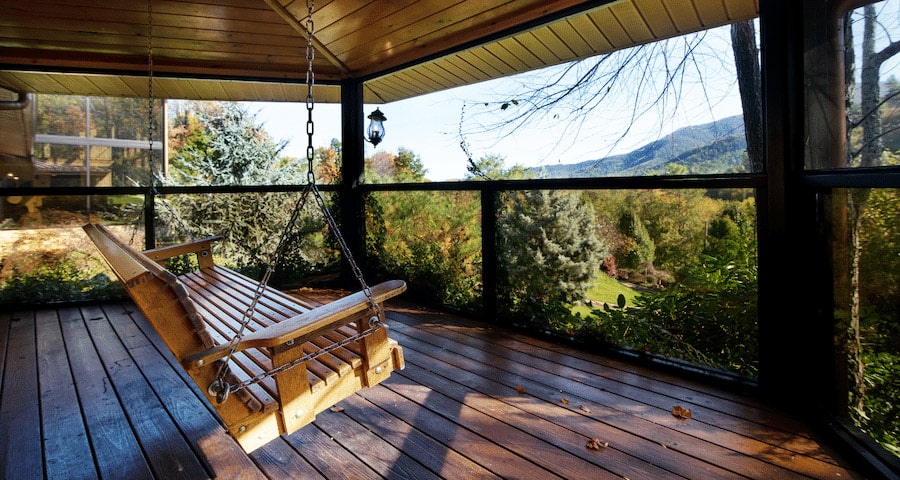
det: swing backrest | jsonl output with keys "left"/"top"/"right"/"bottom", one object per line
{"left": 83, "top": 223, "right": 216, "bottom": 358}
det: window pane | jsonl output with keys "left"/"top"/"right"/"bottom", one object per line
{"left": 806, "top": 0, "right": 900, "bottom": 459}
{"left": 365, "top": 21, "right": 759, "bottom": 182}
{"left": 167, "top": 100, "right": 341, "bottom": 186}
{"left": 370, "top": 190, "right": 482, "bottom": 311}
{"left": 496, "top": 188, "right": 759, "bottom": 377}
{"left": 153, "top": 192, "right": 340, "bottom": 287}
{"left": 0, "top": 194, "right": 143, "bottom": 304}
{"left": 806, "top": 0, "right": 900, "bottom": 170}
{"left": 830, "top": 188, "right": 900, "bottom": 457}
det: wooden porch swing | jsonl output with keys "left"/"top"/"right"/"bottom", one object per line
{"left": 83, "top": 0, "right": 406, "bottom": 453}
{"left": 84, "top": 223, "right": 405, "bottom": 452}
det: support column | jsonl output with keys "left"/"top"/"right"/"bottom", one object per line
{"left": 340, "top": 79, "right": 368, "bottom": 288}
{"left": 481, "top": 187, "right": 499, "bottom": 323}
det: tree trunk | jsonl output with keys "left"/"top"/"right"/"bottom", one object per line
{"left": 731, "top": 21, "right": 763, "bottom": 172}
{"left": 846, "top": 3, "right": 882, "bottom": 415}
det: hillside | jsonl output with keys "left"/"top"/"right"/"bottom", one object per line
{"left": 537, "top": 115, "right": 748, "bottom": 178}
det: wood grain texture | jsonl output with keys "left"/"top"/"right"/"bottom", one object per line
{"left": 0, "top": 0, "right": 759, "bottom": 103}
{"left": 1, "top": 298, "right": 865, "bottom": 479}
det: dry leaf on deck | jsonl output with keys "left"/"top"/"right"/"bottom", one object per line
{"left": 561, "top": 398, "right": 570, "bottom": 405}
{"left": 671, "top": 405, "right": 692, "bottom": 419}
{"left": 330, "top": 406, "right": 345, "bottom": 413}
{"left": 586, "top": 438, "right": 608, "bottom": 450}
{"left": 579, "top": 405, "right": 592, "bottom": 413}
{"left": 517, "top": 385, "right": 526, "bottom": 394}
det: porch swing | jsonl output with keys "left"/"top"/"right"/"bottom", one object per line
{"left": 83, "top": 0, "right": 406, "bottom": 453}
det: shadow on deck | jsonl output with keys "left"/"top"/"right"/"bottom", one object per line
{"left": 0, "top": 293, "right": 864, "bottom": 479}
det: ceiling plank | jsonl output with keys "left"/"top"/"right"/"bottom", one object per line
{"left": 261, "top": 0, "right": 350, "bottom": 74}
{"left": 0, "top": 0, "right": 760, "bottom": 103}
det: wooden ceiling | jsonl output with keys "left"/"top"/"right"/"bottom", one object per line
{"left": 0, "top": 0, "right": 759, "bottom": 104}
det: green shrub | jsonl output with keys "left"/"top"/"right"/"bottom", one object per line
{"left": 0, "top": 260, "right": 124, "bottom": 304}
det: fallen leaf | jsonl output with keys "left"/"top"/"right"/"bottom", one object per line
{"left": 330, "top": 406, "right": 344, "bottom": 413}
{"left": 579, "top": 405, "right": 592, "bottom": 413}
{"left": 517, "top": 385, "right": 526, "bottom": 394}
{"left": 586, "top": 438, "right": 608, "bottom": 450}
{"left": 561, "top": 398, "right": 570, "bottom": 405}
{"left": 671, "top": 405, "right": 692, "bottom": 419}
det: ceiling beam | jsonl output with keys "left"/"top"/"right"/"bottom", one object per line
{"left": 261, "top": 0, "right": 350, "bottom": 75}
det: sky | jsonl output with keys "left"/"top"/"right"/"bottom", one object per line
{"left": 254, "top": 25, "right": 747, "bottom": 182}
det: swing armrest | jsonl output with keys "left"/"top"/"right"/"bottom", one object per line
{"left": 143, "top": 235, "right": 224, "bottom": 264}
{"left": 182, "top": 280, "right": 406, "bottom": 371}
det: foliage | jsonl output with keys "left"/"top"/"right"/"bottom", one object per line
{"left": 622, "top": 200, "right": 758, "bottom": 375}
{"left": 0, "top": 260, "right": 123, "bottom": 303}
{"left": 314, "top": 138, "right": 343, "bottom": 184}
{"left": 160, "top": 191, "right": 336, "bottom": 284}
{"left": 365, "top": 147, "right": 428, "bottom": 183}
{"left": 163, "top": 102, "right": 334, "bottom": 283}
{"left": 168, "top": 102, "right": 299, "bottom": 186}
{"left": 857, "top": 351, "right": 900, "bottom": 457}
{"left": 859, "top": 187, "right": 900, "bottom": 321}
{"left": 583, "top": 297, "right": 719, "bottom": 367}
{"left": 562, "top": 198, "right": 760, "bottom": 376}
{"left": 855, "top": 185, "right": 900, "bottom": 455}
{"left": 373, "top": 189, "right": 482, "bottom": 309}
{"left": 616, "top": 210, "right": 655, "bottom": 270}
{"left": 497, "top": 189, "right": 609, "bottom": 326}
{"left": 631, "top": 250, "right": 759, "bottom": 376}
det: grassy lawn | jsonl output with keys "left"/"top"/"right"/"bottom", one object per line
{"left": 571, "top": 273, "right": 641, "bottom": 317}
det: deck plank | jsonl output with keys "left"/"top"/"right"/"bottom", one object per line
{"left": 397, "top": 358, "right": 745, "bottom": 479}
{"left": 337, "top": 392, "right": 504, "bottom": 480}
{"left": 251, "top": 437, "right": 327, "bottom": 479}
{"left": 0, "top": 311, "right": 43, "bottom": 480}
{"left": 380, "top": 348, "right": 686, "bottom": 479}
{"left": 0, "top": 298, "right": 869, "bottom": 479}
{"left": 313, "top": 405, "right": 444, "bottom": 480}
{"left": 389, "top": 308, "right": 860, "bottom": 480}
{"left": 353, "top": 380, "right": 572, "bottom": 479}
{"left": 58, "top": 306, "right": 154, "bottom": 479}
{"left": 35, "top": 309, "right": 97, "bottom": 479}
{"left": 282, "top": 423, "right": 386, "bottom": 480}
{"left": 80, "top": 304, "right": 211, "bottom": 479}
{"left": 100, "top": 303, "right": 268, "bottom": 480}
{"left": 446, "top": 315, "right": 853, "bottom": 466}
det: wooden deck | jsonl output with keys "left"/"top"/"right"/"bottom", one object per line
{"left": 1, "top": 293, "right": 865, "bottom": 479}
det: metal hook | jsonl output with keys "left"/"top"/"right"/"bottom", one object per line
{"left": 208, "top": 380, "right": 231, "bottom": 404}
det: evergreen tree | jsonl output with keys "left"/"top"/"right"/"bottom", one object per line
{"left": 497, "top": 189, "right": 608, "bottom": 324}
{"left": 168, "top": 102, "right": 298, "bottom": 186}
{"left": 164, "top": 102, "right": 328, "bottom": 281}
{"left": 616, "top": 210, "right": 655, "bottom": 270}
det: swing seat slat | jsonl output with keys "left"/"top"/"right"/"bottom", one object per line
{"left": 83, "top": 223, "right": 406, "bottom": 452}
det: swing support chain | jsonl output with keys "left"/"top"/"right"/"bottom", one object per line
{"left": 208, "top": 0, "right": 382, "bottom": 404}
{"left": 224, "top": 321, "right": 382, "bottom": 395}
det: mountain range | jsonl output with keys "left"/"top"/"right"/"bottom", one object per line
{"left": 535, "top": 114, "right": 748, "bottom": 178}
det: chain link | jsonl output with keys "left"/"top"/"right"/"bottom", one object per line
{"left": 209, "top": 0, "right": 386, "bottom": 400}
{"left": 147, "top": 1, "right": 154, "bottom": 158}
{"left": 146, "top": 0, "right": 194, "bottom": 242}
{"left": 306, "top": 0, "right": 316, "bottom": 184}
